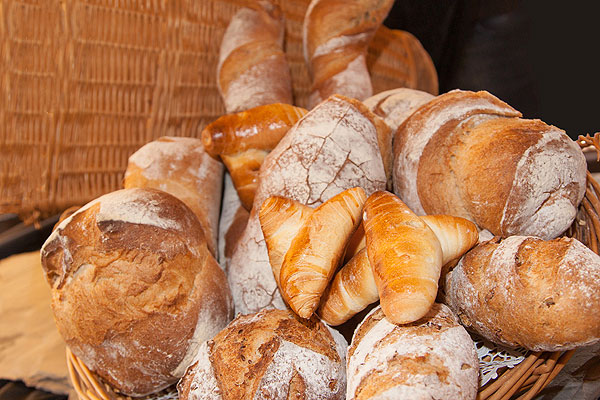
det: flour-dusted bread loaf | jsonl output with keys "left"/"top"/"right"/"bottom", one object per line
{"left": 40, "top": 188, "right": 233, "bottom": 396}
{"left": 218, "top": 0, "right": 292, "bottom": 113}
{"left": 363, "top": 88, "right": 434, "bottom": 133}
{"left": 393, "top": 89, "right": 587, "bottom": 239}
{"left": 228, "top": 94, "right": 389, "bottom": 314}
{"left": 178, "top": 308, "right": 347, "bottom": 400}
{"left": 346, "top": 304, "right": 479, "bottom": 400}
{"left": 445, "top": 235, "right": 600, "bottom": 351}
{"left": 217, "top": 174, "right": 249, "bottom": 270}
{"left": 124, "top": 136, "right": 223, "bottom": 256}
{"left": 303, "top": 0, "right": 394, "bottom": 109}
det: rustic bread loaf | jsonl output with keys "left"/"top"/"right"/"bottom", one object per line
{"left": 393, "top": 89, "right": 587, "bottom": 239}
{"left": 40, "top": 188, "right": 233, "bottom": 396}
{"left": 303, "top": 0, "right": 394, "bottom": 109}
{"left": 346, "top": 304, "right": 479, "bottom": 400}
{"left": 124, "top": 136, "right": 223, "bottom": 256}
{"left": 218, "top": 0, "right": 292, "bottom": 113}
{"left": 217, "top": 174, "right": 249, "bottom": 270}
{"left": 445, "top": 235, "right": 600, "bottom": 351}
{"left": 227, "top": 94, "right": 389, "bottom": 314}
{"left": 177, "top": 308, "right": 347, "bottom": 400}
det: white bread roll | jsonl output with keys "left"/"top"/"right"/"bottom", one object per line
{"left": 228, "top": 94, "right": 389, "bottom": 314}
{"left": 40, "top": 188, "right": 233, "bottom": 396}
{"left": 347, "top": 304, "right": 478, "bottom": 400}
{"left": 393, "top": 89, "right": 587, "bottom": 239}
{"left": 445, "top": 235, "right": 600, "bottom": 352}
{"left": 178, "top": 308, "right": 347, "bottom": 400}
{"left": 124, "top": 136, "right": 223, "bottom": 256}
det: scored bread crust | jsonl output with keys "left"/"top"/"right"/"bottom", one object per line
{"left": 445, "top": 236, "right": 600, "bottom": 351}
{"left": 41, "top": 188, "right": 233, "bottom": 396}
{"left": 227, "top": 95, "right": 388, "bottom": 315}
{"left": 178, "top": 309, "right": 347, "bottom": 400}
{"left": 346, "top": 304, "right": 478, "bottom": 400}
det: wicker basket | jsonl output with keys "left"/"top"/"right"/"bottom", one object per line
{"left": 0, "top": 0, "right": 436, "bottom": 223}
{"left": 64, "top": 150, "right": 600, "bottom": 399}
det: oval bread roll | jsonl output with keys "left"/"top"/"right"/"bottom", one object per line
{"left": 445, "top": 235, "right": 600, "bottom": 351}
{"left": 346, "top": 304, "right": 479, "bottom": 400}
{"left": 41, "top": 188, "right": 233, "bottom": 396}
{"left": 178, "top": 309, "right": 347, "bottom": 400}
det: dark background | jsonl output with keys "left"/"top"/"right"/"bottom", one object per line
{"left": 384, "top": 0, "right": 599, "bottom": 140}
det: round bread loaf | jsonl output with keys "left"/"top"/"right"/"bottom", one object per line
{"left": 40, "top": 188, "right": 233, "bottom": 396}
{"left": 178, "top": 308, "right": 348, "bottom": 400}
{"left": 393, "top": 89, "right": 587, "bottom": 240}
{"left": 346, "top": 304, "right": 479, "bottom": 400}
{"left": 124, "top": 136, "right": 223, "bottom": 256}
{"left": 445, "top": 236, "right": 600, "bottom": 351}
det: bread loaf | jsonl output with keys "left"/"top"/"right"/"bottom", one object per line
{"left": 177, "top": 308, "right": 347, "bottom": 400}
{"left": 124, "top": 136, "right": 223, "bottom": 256}
{"left": 228, "top": 94, "right": 389, "bottom": 314}
{"left": 218, "top": 0, "right": 292, "bottom": 113}
{"left": 346, "top": 304, "right": 479, "bottom": 400}
{"left": 218, "top": 174, "right": 249, "bottom": 270}
{"left": 393, "top": 89, "right": 587, "bottom": 239}
{"left": 303, "top": 0, "right": 394, "bottom": 109}
{"left": 201, "top": 103, "right": 307, "bottom": 210}
{"left": 445, "top": 235, "right": 600, "bottom": 351}
{"left": 40, "top": 188, "right": 233, "bottom": 396}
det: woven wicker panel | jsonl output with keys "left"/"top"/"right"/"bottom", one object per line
{"left": 0, "top": 0, "right": 436, "bottom": 221}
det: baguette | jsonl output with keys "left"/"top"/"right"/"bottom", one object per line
{"left": 218, "top": 0, "right": 292, "bottom": 113}
{"left": 303, "top": 0, "right": 394, "bottom": 109}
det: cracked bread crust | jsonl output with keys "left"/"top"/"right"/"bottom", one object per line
{"left": 227, "top": 95, "right": 388, "bottom": 315}
{"left": 346, "top": 304, "right": 478, "bottom": 400}
{"left": 178, "top": 308, "right": 347, "bottom": 400}
{"left": 40, "top": 188, "right": 233, "bottom": 396}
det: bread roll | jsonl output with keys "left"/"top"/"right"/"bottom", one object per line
{"left": 228, "top": 94, "right": 389, "bottom": 314}
{"left": 363, "top": 88, "right": 434, "bottom": 133}
{"left": 177, "top": 309, "right": 347, "bottom": 400}
{"left": 201, "top": 103, "right": 307, "bottom": 210}
{"left": 124, "top": 136, "right": 223, "bottom": 256}
{"left": 393, "top": 89, "right": 587, "bottom": 239}
{"left": 218, "top": 0, "right": 292, "bottom": 113}
{"left": 40, "top": 188, "right": 233, "bottom": 396}
{"left": 346, "top": 304, "right": 478, "bottom": 400}
{"left": 445, "top": 235, "right": 600, "bottom": 351}
{"left": 303, "top": 0, "right": 394, "bottom": 109}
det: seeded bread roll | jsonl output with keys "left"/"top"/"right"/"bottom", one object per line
{"left": 178, "top": 308, "right": 347, "bottom": 400}
{"left": 346, "top": 304, "right": 478, "bottom": 400}
{"left": 124, "top": 136, "right": 223, "bottom": 256}
{"left": 393, "top": 89, "right": 587, "bottom": 239}
{"left": 40, "top": 188, "right": 233, "bottom": 396}
{"left": 445, "top": 235, "right": 600, "bottom": 352}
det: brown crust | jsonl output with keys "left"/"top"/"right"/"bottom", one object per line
{"left": 41, "top": 188, "right": 233, "bottom": 396}
{"left": 446, "top": 236, "right": 600, "bottom": 351}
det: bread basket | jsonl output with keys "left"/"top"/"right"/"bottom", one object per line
{"left": 63, "top": 151, "right": 599, "bottom": 399}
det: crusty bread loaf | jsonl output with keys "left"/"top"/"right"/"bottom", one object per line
{"left": 124, "top": 136, "right": 223, "bottom": 256}
{"left": 363, "top": 88, "right": 434, "bottom": 133}
{"left": 217, "top": 174, "right": 249, "bottom": 270}
{"left": 177, "top": 308, "right": 347, "bottom": 400}
{"left": 346, "top": 304, "right": 479, "bottom": 400}
{"left": 201, "top": 103, "right": 307, "bottom": 210}
{"left": 393, "top": 89, "right": 587, "bottom": 240}
{"left": 228, "top": 94, "right": 389, "bottom": 314}
{"left": 303, "top": 0, "right": 394, "bottom": 109}
{"left": 445, "top": 235, "right": 600, "bottom": 351}
{"left": 40, "top": 188, "right": 233, "bottom": 396}
{"left": 218, "top": 0, "right": 292, "bottom": 113}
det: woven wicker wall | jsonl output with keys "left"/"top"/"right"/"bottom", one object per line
{"left": 0, "top": 0, "right": 437, "bottom": 221}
